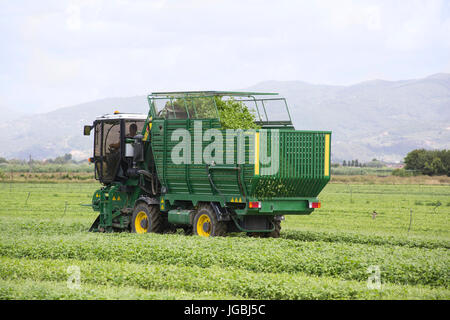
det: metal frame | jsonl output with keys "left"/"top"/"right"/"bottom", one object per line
{"left": 149, "top": 95, "right": 220, "bottom": 120}
{"left": 146, "top": 91, "right": 283, "bottom": 123}
{"left": 229, "top": 96, "right": 294, "bottom": 127}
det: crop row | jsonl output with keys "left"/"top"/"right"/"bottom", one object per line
{"left": 0, "top": 278, "right": 241, "bottom": 300}
{"left": 0, "top": 232, "right": 448, "bottom": 287}
{"left": 0, "top": 217, "right": 90, "bottom": 236}
{"left": 1, "top": 215, "right": 449, "bottom": 250}
{"left": 281, "top": 230, "right": 450, "bottom": 249}
{"left": 1, "top": 256, "right": 449, "bottom": 300}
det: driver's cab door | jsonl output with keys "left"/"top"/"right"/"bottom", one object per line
{"left": 94, "top": 120, "right": 121, "bottom": 183}
{"left": 93, "top": 119, "right": 146, "bottom": 184}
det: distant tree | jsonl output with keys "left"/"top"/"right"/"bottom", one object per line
{"left": 366, "top": 159, "right": 383, "bottom": 168}
{"left": 0, "top": 157, "right": 7, "bottom": 164}
{"left": 53, "top": 153, "right": 73, "bottom": 164}
{"left": 404, "top": 149, "right": 449, "bottom": 176}
{"left": 404, "top": 149, "right": 429, "bottom": 172}
{"left": 343, "top": 160, "right": 347, "bottom": 167}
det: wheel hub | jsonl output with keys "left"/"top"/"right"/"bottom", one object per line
{"left": 202, "top": 221, "right": 211, "bottom": 233}
{"left": 140, "top": 218, "right": 148, "bottom": 229}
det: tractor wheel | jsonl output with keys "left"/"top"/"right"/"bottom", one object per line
{"left": 193, "top": 203, "right": 227, "bottom": 237}
{"left": 266, "top": 219, "right": 281, "bottom": 238}
{"left": 131, "top": 203, "right": 165, "bottom": 234}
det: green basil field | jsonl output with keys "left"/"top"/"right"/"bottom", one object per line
{"left": 0, "top": 182, "right": 449, "bottom": 299}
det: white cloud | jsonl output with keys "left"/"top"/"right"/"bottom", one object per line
{"left": 325, "top": 2, "right": 381, "bottom": 31}
{"left": 384, "top": 0, "right": 449, "bottom": 51}
{"left": 0, "top": 0, "right": 449, "bottom": 113}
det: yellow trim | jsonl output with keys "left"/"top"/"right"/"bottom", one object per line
{"left": 143, "top": 117, "right": 152, "bottom": 141}
{"left": 254, "top": 131, "right": 260, "bottom": 175}
{"left": 196, "top": 214, "right": 211, "bottom": 237}
{"left": 324, "top": 134, "right": 330, "bottom": 176}
{"left": 134, "top": 211, "right": 148, "bottom": 234}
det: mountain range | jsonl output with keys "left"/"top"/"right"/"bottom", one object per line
{"left": 1, "top": 73, "right": 449, "bottom": 162}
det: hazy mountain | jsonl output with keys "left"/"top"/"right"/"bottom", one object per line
{"left": 0, "top": 74, "right": 449, "bottom": 162}
{"left": 0, "top": 105, "right": 24, "bottom": 122}
{"left": 246, "top": 73, "right": 450, "bottom": 162}
{"left": 0, "top": 96, "right": 149, "bottom": 160}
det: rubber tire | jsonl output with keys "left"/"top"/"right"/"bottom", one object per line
{"left": 131, "top": 203, "right": 165, "bottom": 234}
{"left": 266, "top": 219, "right": 281, "bottom": 238}
{"left": 193, "top": 203, "right": 227, "bottom": 237}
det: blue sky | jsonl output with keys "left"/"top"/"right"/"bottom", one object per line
{"left": 1, "top": 0, "right": 449, "bottom": 113}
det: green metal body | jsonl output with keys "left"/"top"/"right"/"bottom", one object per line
{"left": 167, "top": 209, "right": 193, "bottom": 225}
{"left": 152, "top": 118, "right": 331, "bottom": 216}
{"left": 88, "top": 91, "right": 331, "bottom": 233}
{"left": 90, "top": 181, "right": 142, "bottom": 232}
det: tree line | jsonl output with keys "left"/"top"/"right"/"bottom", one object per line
{"left": 0, "top": 153, "right": 86, "bottom": 165}
{"left": 404, "top": 149, "right": 450, "bottom": 176}
{"left": 341, "top": 159, "right": 384, "bottom": 168}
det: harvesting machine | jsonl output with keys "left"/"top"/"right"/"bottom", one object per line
{"left": 83, "top": 91, "right": 331, "bottom": 237}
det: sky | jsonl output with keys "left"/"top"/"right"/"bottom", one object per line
{"left": 1, "top": 0, "right": 449, "bottom": 113}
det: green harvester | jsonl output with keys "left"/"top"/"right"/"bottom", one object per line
{"left": 83, "top": 91, "right": 331, "bottom": 237}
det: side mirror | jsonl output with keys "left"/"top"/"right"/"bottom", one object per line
{"left": 133, "top": 134, "right": 144, "bottom": 163}
{"left": 83, "top": 125, "right": 93, "bottom": 136}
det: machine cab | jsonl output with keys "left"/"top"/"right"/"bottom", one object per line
{"left": 84, "top": 112, "right": 147, "bottom": 184}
